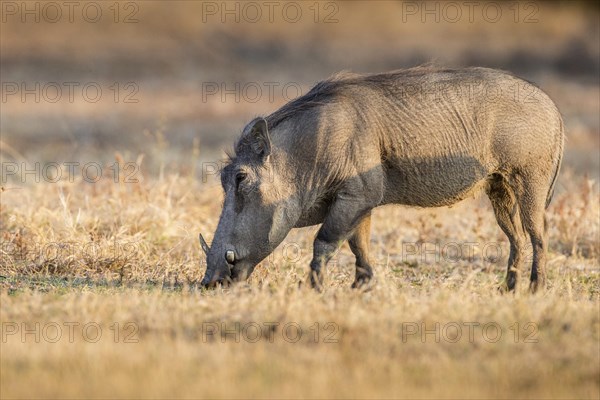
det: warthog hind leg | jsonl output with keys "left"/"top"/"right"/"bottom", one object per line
{"left": 349, "top": 212, "right": 374, "bottom": 288}
{"left": 486, "top": 173, "right": 525, "bottom": 292}
{"left": 513, "top": 172, "right": 550, "bottom": 293}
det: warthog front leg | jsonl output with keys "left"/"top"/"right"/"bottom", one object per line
{"left": 309, "top": 174, "right": 382, "bottom": 290}
{"left": 309, "top": 204, "right": 373, "bottom": 290}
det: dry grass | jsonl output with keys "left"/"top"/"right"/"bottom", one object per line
{"left": 1, "top": 160, "right": 598, "bottom": 399}
{"left": 1, "top": 1, "right": 598, "bottom": 398}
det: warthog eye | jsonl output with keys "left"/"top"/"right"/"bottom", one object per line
{"left": 235, "top": 172, "right": 247, "bottom": 186}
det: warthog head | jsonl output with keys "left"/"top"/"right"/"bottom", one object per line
{"left": 199, "top": 117, "right": 298, "bottom": 287}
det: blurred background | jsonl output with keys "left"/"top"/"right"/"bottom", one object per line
{"left": 1, "top": 0, "right": 599, "bottom": 183}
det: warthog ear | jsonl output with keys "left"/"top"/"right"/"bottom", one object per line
{"left": 238, "top": 117, "right": 271, "bottom": 160}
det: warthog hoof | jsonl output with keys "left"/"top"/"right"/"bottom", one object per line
{"left": 529, "top": 277, "right": 546, "bottom": 294}
{"left": 351, "top": 273, "right": 373, "bottom": 289}
{"left": 309, "top": 270, "right": 324, "bottom": 292}
{"left": 498, "top": 275, "right": 517, "bottom": 294}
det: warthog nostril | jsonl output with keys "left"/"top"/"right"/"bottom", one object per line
{"left": 225, "top": 250, "right": 235, "bottom": 264}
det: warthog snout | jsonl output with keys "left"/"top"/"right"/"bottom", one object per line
{"left": 199, "top": 233, "right": 233, "bottom": 287}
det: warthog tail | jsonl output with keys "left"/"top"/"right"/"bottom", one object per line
{"left": 545, "top": 117, "right": 565, "bottom": 209}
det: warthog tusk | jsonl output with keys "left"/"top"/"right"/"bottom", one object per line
{"left": 199, "top": 233, "right": 210, "bottom": 255}
{"left": 225, "top": 250, "right": 235, "bottom": 264}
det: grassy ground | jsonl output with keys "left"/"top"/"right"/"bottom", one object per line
{"left": 1, "top": 166, "right": 598, "bottom": 399}
{"left": 1, "top": 1, "right": 598, "bottom": 398}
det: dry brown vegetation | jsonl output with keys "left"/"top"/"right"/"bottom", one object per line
{"left": 1, "top": 156, "right": 599, "bottom": 399}
{"left": 1, "top": 1, "right": 599, "bottom": 399}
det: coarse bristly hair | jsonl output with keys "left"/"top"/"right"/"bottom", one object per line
{"left": 264, "top": 64, "right": 503, "bottom": 131}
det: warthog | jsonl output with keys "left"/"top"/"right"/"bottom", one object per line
{"left": 199, "top": 66, "right": 564, "bottom": 292}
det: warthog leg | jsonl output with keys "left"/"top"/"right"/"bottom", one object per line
{"left": 487, "top": 174, "right": 525, "bottom": 292}
{"left": 309, "top": 174, "right": 383, "bottom": 290}
{"left": 512, "top": 172, "right": 550, "bottom": 293}
{"left": 349, "top": 212, "right": 374, "bottom": 288}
